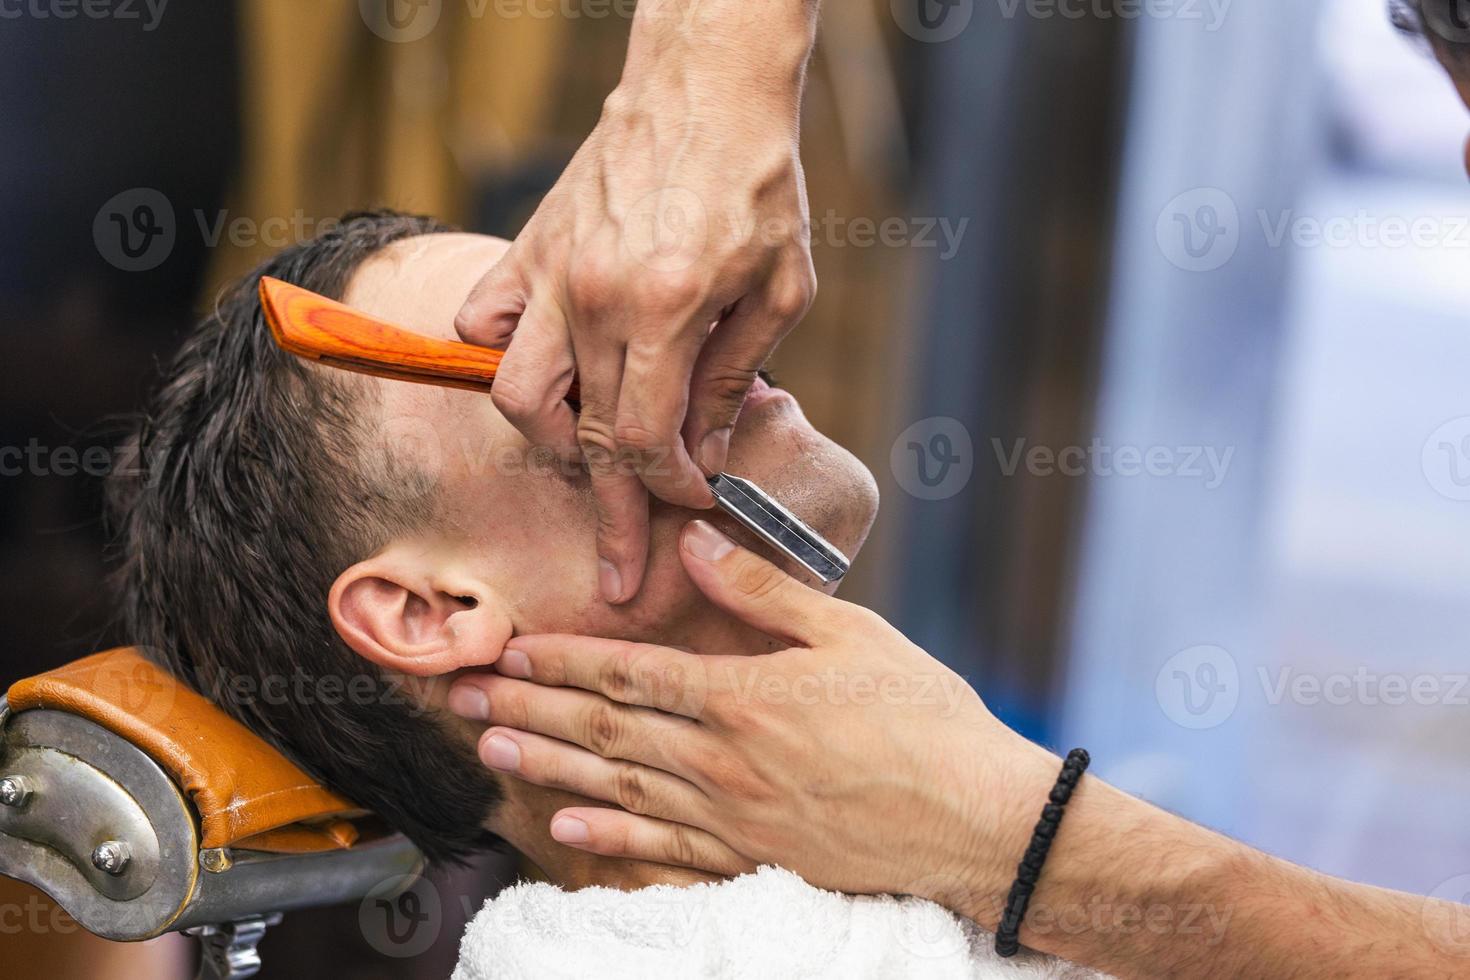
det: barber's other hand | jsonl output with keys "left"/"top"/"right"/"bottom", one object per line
{"left": 455, "top": 2, "right": 820, "bottom": 604}
{"left": 447, "top": 520, "right": 1061, "bottom": 924}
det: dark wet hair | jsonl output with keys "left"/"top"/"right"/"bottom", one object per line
{"left": 107, "top": 209, "right": 502, "bottom": 865}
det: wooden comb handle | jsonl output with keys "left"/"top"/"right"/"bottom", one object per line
{"left": 258, "top": 276, "right": 580, "bottom": 403}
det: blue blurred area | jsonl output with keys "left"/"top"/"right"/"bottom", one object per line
{"left": 882, "top": 0, "right": 1469, "bottom": 896}
{"left": 1058, "top": 0, "right": 1470, "bottom": 895}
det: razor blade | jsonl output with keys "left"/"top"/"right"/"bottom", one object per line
{"left": 708, "top": 473, "right": 850, "bottom": 584}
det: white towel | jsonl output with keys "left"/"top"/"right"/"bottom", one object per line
{"left": 453, "top": 866, "right": 1110, "bottom": 980}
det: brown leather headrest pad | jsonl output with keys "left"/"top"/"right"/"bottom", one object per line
{"left": 8, "top": 648, "right": 362, "bottom": 853}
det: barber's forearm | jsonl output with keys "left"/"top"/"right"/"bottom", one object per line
{"left": 953, "top": 757, "right": 1463, "bottom": 978}
{"left": 619, "top": 0, "right": 821, "bottom": 117}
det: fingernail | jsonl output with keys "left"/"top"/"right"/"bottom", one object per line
{"left": 448, "top": 686, "right": 489, "bottom": 721}
{"left": 599, "top": 558, "right": 624, "bottom": 603}
{"left": 683, "top": 519, "right": 735, "bottom": 562}
{"left": 699, "top": 427, "right": 732, "bottom": 474}
{"left": 481, "top": 733, "right": 521, "bottom": 772}
{"left": 550, "top": 816, "right": 589, "bottom": 844}
{"left": 499, "top": 648, "right": 531, "bottom": 679}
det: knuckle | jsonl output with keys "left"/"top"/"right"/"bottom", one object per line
{"left": 666, "top": 823, "right": 699, "bottom": 868}
{"left": 704, "top": 758, "right": 770, "bottom": 805}
{"left": 576, "top": 415, "right": 620, "bottom": 461}
{"left": 600, "top": 819, "right": 632, "bottom": 855}
{"left": 653, "top": 660, "right": 695, "bottom": 712}
{"left": 700, "top": 686, "right": 734, "bottom": 724}
{"left": 489, "top": 687, "right": 529, "bottom": 730}
{"left": 453, "top": 307, "right": 484, "bottom": 341}
{"left": 611, "top": 417, "right": 665, "bottom": 456}
{"left": 613, "top": 763, "right": 651, "bottom": 814}
{"left": 731, "top": 557, "right": 788, "bottom": 604}
{"left": 738, "top": 821, "right": 785, "bottom": 858}
{"left": 700, "top": 368, "right": 759, "bottom": 412}
{"left": 566, "top": 257, "right": 621, "bottom": 316}
{"left": 584, "top": 702, "right": 622, "bottom": 756}
{"left": 634, "top": 272, "right": 704, "bottom": 314}
{"left": 599, "top": 88, "right": 632, "bottom": 124}
{"left": 767, "top": 275, "right": 816, "bottom": 322}
{"left": 454, "top": 288, "right": 505, "bottom": 341}
{"left": 599, "top": 650, "right": 638, "bottom": 701}
{"left": 490, "top": 375, "right": 539, "bottom": 423}
{"left": 844, "top": 603, "right": 898, "bottom": 641}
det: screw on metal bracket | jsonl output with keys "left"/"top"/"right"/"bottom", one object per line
{"left": 200, "top": 848, "right": 234, "bottom": 874}
{"left": 92, "top": 839, "right": 132, "bottom": 876}
{"left": 0, "top": 775, "right": 31, "bottom": 808}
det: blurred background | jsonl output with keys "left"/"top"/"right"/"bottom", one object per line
{"left": 3, "top": 0, "right": 1469, "bottom": 974}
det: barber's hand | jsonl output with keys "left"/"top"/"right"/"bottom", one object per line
{"left": 447, "top": 520, "right": 1061, "bottom": 924}
{"left": 455, "top": 2, "right": 821, "bottom": 604}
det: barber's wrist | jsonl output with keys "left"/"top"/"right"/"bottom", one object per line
{"left": 918, "top": 732, "right": 1063, "bottom": 932}
{"left": 621, "top": 0, "right": 817, "bottom": 115}
{"left": 990, "top": 764, "right": 1243, "bottom": 966}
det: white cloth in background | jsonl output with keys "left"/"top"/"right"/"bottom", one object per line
{"left": 453, "top": 865, "right": 1110, "bottom": 980}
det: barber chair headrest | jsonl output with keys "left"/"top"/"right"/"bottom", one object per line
{"left": 0, "top": 647, "right": 424, "bottom": 954}
{"left": 8, "top": 649, "right": 362, "bottom": 853}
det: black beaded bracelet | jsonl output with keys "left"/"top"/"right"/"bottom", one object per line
{"left": 994, "top": 748, "right": 1091, "bottom": 958}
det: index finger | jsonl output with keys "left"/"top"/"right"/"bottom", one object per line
{"left": 616, "top": 330, "right": 716, "bottom": 508}
{"left": 495, "top": 634, "right": 724, "bottom": 719}
{"left": 573, "top": 338, "right": 650, "bottom": 603}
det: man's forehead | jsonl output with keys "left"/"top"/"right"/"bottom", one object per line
{"left": 342, "top": 232, "right": 511, "bottom": 342}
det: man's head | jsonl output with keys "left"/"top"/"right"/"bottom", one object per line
{"left": 109, "top": 210, "right": 878, "bottom": 868}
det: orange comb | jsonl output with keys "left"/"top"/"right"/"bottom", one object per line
{"left": 257, "top": 276, "right": 579, "bottom": 403}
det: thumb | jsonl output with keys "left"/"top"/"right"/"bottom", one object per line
{"left": 678, "top": 519, "right": 834, "bottom": 646}
{"left": 455, "top": 252, "right": 529, "bottom": 350}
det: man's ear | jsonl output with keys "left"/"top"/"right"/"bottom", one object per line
{"left": 329, "top": 542, "right": 513, "bottom": 677}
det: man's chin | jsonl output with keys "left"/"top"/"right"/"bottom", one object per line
{"left": 723, "top": 408, "right": 880, "bottom": 587}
